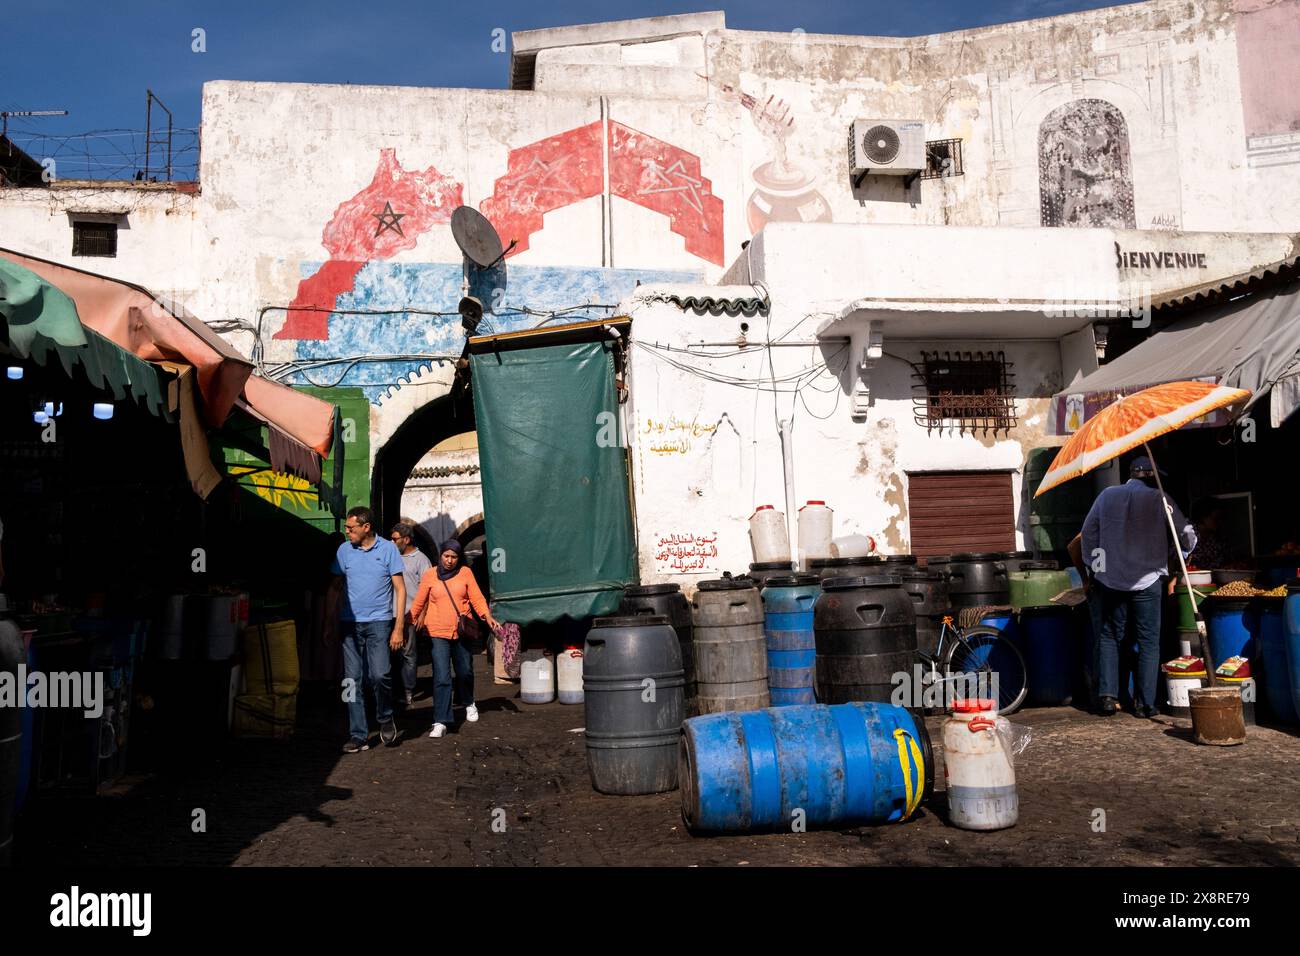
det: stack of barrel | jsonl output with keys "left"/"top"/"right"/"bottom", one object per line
{"left": 1006, "top": 559, "right": 1075, "bottom": 707}
{"left": 591, "top": 574, "right": 776, "bottom": 797}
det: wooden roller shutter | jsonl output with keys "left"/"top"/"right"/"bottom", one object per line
{"left": 906, "top": 470, "right": 1015, "bottom": 556}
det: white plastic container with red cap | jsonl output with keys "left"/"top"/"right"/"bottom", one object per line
{"left": 943, "top": 698, "right": 1019, "bottom": 831}
{"left": 558, "top": 646, "right": 584, "bottom": 704}
{"left": 797, "top": 500, "right": 834, "bottom": 562}
{"left": 749, "top": 505, "right": 790, "bottom": 564}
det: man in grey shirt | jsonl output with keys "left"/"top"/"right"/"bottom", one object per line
{"left": 1081, "top": 456, "right": 1196, "bottom": 718}
{"left": 390, "top": 519, "right": 433, "bottom": 708}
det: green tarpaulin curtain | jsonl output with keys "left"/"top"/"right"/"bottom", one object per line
{"left": 470, "top": 339, "right": 636, "bottom": 625}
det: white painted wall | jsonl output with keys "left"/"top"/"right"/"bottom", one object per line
{"left": 3, "top": 0, "right": 1298, "bottom": 551}
{"left": 399, "top": 445, "right": 483, "bottom": 548}
{"left": 0, "top": 183, "right": 199, "bottom": 305}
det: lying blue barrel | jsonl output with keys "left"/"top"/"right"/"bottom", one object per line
{"left": 679, "top": 702, "right": 932, "bottom": 833}
{"left": 1284, "top": 581, "right": 1300, "bottom": 722}
{"left": 760, "top": 574, "right": 820, "bottom": 706}
{"left": 1205, "top": 598, "right": 1256, "bottom": 669}
{"left": 1021, "top": 606, "right": 1073, "bottom": 706}
{"left": 1257, "top": 598, "right": 1298, "bottom": 724}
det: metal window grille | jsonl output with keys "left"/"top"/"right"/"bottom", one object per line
{"left": 72, "top": 221, "right": 118, "bottom": 257}
{"left": 922, "top": 138, "right": 964, "bottom": 180}
{"left": 913, "top": 350, "right": 1016, "bottom": 433}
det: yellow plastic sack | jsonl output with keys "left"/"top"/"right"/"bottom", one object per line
{"left": 232, "top": 692, "right": 297, "bottom": 739}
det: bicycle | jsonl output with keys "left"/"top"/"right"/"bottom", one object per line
{"left": 917, "top": 615, "right": 1028, "bottom": 716}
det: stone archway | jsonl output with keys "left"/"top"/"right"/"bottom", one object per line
{"left": 1038, "top": 99, "right": 1136, "bottom": 228}
{"left": 370, "top": 387, "right": 476, "bottom": 536}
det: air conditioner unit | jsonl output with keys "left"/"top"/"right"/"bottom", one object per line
{"left": 848, "top": 119, "right": 926, "bottom": 187}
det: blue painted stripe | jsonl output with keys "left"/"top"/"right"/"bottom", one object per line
{"left": 765, "top": 628, "right": 816, "bottom": 652}
{"left": 830, "top": 703, "right": 873, "bottom": 820}
{"left": 740, "top": 710, "right": 783, "bottom": 827}
{"left": 770, "top": 687, "right": 816, "bottom": 706}
{"left": 767, "top": 647, "right": 817, "bottom": 668}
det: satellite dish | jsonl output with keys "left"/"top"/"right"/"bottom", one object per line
{"left": 451, "top": 206, "right": 513, "bottom": 269}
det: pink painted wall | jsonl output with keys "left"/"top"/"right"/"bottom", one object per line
{"left": 1235, "top": 0, "right": 1300, "bottom": 137}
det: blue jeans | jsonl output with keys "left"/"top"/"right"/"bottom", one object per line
{"left": 341, "top": 619, "right": 394, "bottom": 741}
{"left": 1091, "top": 580, "right": 1162, "bottom": 709}
{"left": 392, "top": 622, "right": 418, "bottom": 695}
{"left": 432, "top": 637, "right": 474, "bottom": 726}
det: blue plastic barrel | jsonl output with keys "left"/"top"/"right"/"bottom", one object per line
{"left": 1257, "top": 599, "right": 1298, "bottom": 724}
{"left": 679, "top": 702, "right": 932, "bottom": 833}
{"left": 1205, "top": 599, "right": 1256, "bottom": 669}
{"left": 1021, "top": 606, "right": 1073, "bottom": 706}
{"left": 760, "top": 575, "right": 820, "bottom": 706}
{"left": 1283, "top": 582, "right": 1300, "bottom": 722}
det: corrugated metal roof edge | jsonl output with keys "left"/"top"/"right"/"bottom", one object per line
{"left": 638, "top": 289, "right": 770, "bottom": 317}
{"left": 1153, "top": 254, "right": 1300, "bottom": 312}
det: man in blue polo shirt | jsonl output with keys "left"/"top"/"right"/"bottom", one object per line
{"left": 329, "top": 506, "right": 406, "bottom": 752}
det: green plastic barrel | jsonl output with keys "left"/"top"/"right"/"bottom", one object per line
{"left": 1008, "top": 561, "right": 1073, "bottom": 610}
{"left": 1024, "top": 448, "right": 1094, "bottom": 556}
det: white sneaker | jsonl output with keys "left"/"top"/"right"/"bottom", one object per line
{"left": 465, "top": 704, "right": 479, "bottom": 722}
{"left": 429, "top": 723, "right": 447, "bottom": 738}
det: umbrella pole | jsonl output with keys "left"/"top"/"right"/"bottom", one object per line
{"left": 1143, "top": 442, "right": 1216, "bottom": 687}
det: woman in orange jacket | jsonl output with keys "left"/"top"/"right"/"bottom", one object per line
{"left": 408, "top": 539, "right": 500, "bottom": 738}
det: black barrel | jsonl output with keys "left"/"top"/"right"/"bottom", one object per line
{"left": 945, "top": 552, "right": 1010, "bottom": 610}
{"left": 898, "top": 569, "right": 951, "bottom": 658}
{"left": 1, "top": 609, "right": 23, "bottom": 866}
{"left": 746, "top": 561, "right": 794, "bottom": 588}
{"left": 883, "top": 554, "right": 918, "bottom": 567}
{"left": 621, "top": 584, "right": 694, "bottom": 709}
{"left": 814, "top": 575, "right": 917, "bottom": 704}
{"left": 809, "top": 556, "right": 885, "bottom": 582}
{"left": 999, "top": 551, "right": 1036, "bottom": 575}
{"left": 583, "top": 615, "right": 685, "bottom": 795}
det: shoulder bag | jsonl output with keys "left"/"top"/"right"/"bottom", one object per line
{"left": 440, "top": 574, "right": 485, "bottom": 652}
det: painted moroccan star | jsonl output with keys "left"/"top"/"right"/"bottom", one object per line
{"left": 638, "top": 158, "right": 705, "bottom": 214}
{"left": 372, "top": 201, "right": 406, "bottom": 237}
{"left": 502, "top": 155, "right": 580, "bottom": 196}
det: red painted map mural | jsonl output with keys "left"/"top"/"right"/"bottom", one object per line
{"left": 276, "top": 125, "right": 722, "bottom": 340}
{"left": 275, "top": 148, "right": 462, "bottom": 339}
{"left": 480, "top": 121, "right": 724, "bottom": 266}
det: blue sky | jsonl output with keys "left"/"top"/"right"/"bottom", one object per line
{"left": 2, "top": 0, "right": 1131, "bottom": 177}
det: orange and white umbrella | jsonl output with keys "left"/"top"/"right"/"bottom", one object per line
{"left": 1034, "top": 379, "right": 1252, "bottom": 665}
{"left": 1034, "top": 381, "right": 1251, "bottom": 498}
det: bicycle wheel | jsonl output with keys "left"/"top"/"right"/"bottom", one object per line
{"left": 942, "top": 625, "right": 1028, "bottom": 715}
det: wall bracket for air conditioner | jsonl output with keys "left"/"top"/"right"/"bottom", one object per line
{"left": 851, "top": 168, "right": 921, "bottom": 190}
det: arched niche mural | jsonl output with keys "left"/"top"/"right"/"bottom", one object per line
{"left": 1038, "top": 99, "right": 1136, "bottom": 229}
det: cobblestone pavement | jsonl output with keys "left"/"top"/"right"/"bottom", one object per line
{"left": 16, "top": 666, "right": 1300, "bottom": 866}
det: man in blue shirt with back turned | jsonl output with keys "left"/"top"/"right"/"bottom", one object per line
{"left": 329, "top": 506, "right": 406, "bottom": 752}
{"left": 1081, "top": 456, "right": 1196, "bottom": 719}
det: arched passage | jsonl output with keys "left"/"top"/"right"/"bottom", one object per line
{"left": 370, "top": 386, "right": 476, "bottom": 542}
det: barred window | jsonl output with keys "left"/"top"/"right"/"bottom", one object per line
{"left": 72, "top": 221, "right": 117, "bottom": 257}
{"left": 923, "top": 139, "right": 964, "bottom": 180}
{"left": 913, "top": 351, "right": 1016, "bottom": 433}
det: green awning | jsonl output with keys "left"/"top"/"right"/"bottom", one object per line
{"left": 0, "top": 256, "right": 173, "bottom": 420}
{"left": 0, "top": 255, "right": 87, "bottom": 352}
{"left": 470, "top": 328, "right": 636, "bottom": 625}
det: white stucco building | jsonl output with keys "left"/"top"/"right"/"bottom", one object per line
{"left": 3, "top": 1, "right": 1299, "bottom": 589}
